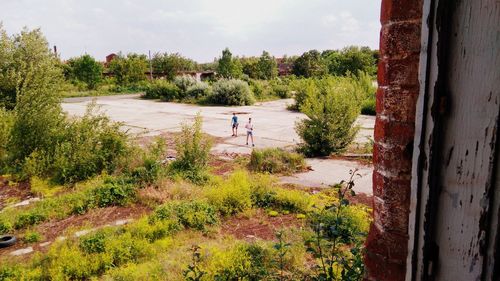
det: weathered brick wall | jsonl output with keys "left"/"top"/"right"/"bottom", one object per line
{"left": 364, "top": 0, "right": 423, "bottom": 280}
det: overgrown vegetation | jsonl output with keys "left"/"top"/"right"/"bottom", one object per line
{"left": 169, "top": 114, "right": 212, "bottom": 183}
{"left": 209, "top": 79, "right": 255, "bottom": 105}
{"left": 294, "top": 77, "right": 361, "bottom": 157}
{"left": 0, "top": 27, "right": 372, "bottom": 281}
{"left": 249, "top": 148, "right": 307, "bottom": 175}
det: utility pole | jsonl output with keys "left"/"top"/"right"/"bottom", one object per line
{"left": 148, "top": 50, "right": 153, "bottom": 80}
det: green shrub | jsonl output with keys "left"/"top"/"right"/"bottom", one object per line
{"left": 0, "top": 108, "right": 14, "bottom": 169}
{"left": 275, "top": 188, "right": 311, "bottom": 213}
{"left": 360, "top": 98, "right": 376, "bottom": 115}
{"left": 152, "top": 200, "right": 219, "bottom": 231}
{"left": 249, "top": 148, "right": 306, "bottom": 175}
{"left": 270, "top": 79, "right": 291, "bottom": 98}
{"left": 204, "top": 243, "right": 273, "bottom": 280}
{"left": 129, "top": 138, "right": 166, "bottom": 186}
{"left": 144, "top": 79, "right": 180, "bottom": 100}
{"left": 129, "top": 217, "right": 180, "bottom": 242}
{"left": 79, "top": 231, "right": 107, "bottom": 254}
{"left": 250, "top": 174, "right": 278, "bottom": 208}
{"left": 186, "top": 82, "right": 211, "bottom": 99}
{"left": 173, "top": 75, "right": 198, "bottom": 96}
{"left": 295, "top": 78, "right": 360, "bottom": 156}
{"left": 169, "top": 114, "right": 212, "bottom": 183}
{"left": 0, "top": 220, "right": 12, "bottom": 234}
{"left": 23, "top": 231, "right": 43, "bottom": 243}
{"left": 209, "top": 79, "right": 254, "bottom": 105}
{"left": 205, "top": 171, "right": 253, "bottom": 216}
{"left": 48, "top": 104, "right": 129, "bottom": 184}
{"left": 14, "top": 211, "right": 47, "bottom": 229}
{"left": 88, "top": 179, "right": 136, "bottom": 208}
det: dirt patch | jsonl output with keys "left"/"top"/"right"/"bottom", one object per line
{"left": 209, "top": 158, "right": 235, "bottom": 176}
{"left": 221, "top": 209, "right": 305, "bottom": 241}
{"left": 37, "top": 204, "right": 150, "bottom": 242}
{"left": 0, "top": 204, "right": 151, "bottom": 258}
{"left": 0, "top": 177, "right": 32, "bottom": 210}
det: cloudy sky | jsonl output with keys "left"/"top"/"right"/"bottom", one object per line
{"left": 0, "top": 0, "right": 381, "bottom": 62}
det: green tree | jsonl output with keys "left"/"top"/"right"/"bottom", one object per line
{"left": 3, "top": 27, "right": 65, "bottom": 165}
{"left": 108, "top": 53, "right": 148, "bottom": 85}
{"left": 0, "top": 26, "right": 62, "bottom": 110}
{"left": 152, "top": 52, "right": 197, "bottom": 80}
{"left": 67, "top": 54, "right": 103, "bottom": 89}
{"left": 240, "top": 57, "right": 259, "bottom": 79}
{"left": 257, "top": 51, "right": 278, "bottom": 80}
{"left": 295, "top": 78, "right": 360, "bottom": 156}
{"left": 292, "top": 50, "right": 328, "bottom": 78}
{"left": 324, "top": 46, "right": 377, "bottom": 76}
{"left": 217, "top": 48, "right": 242, "bottom": 79}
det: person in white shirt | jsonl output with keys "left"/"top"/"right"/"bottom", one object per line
{"left": 244, "top": 118, "right": 254, "bottom": 147}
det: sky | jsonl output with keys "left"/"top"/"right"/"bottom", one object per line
{"left": 0, "top": 0, "right": 381, "bottom": 63}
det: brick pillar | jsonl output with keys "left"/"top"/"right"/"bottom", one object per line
{"left": 364, "top": 1, "right": 423, "bottom": 280}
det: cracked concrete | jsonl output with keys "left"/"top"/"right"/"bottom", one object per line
{"left": 63, "top": 95, "right": 375, "bottom": 195}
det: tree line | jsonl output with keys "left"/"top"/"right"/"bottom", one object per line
{"left": 59, "top": 47, "right": 377, "bottom": 90}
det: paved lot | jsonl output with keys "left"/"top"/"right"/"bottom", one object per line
{"left": 63, "top": 94, "right": 375, "bottom": 194}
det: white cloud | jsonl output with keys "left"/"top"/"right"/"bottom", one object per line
{"left": 0, "top": 0, "right": 381, "bottom": 62}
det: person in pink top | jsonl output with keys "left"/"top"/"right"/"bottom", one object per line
{"left": 245, "top": 117, "right": 255, "bottom": 147}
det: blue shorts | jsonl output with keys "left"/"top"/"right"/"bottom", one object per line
{"left": 247, "top": 131, "right": 253, "bottom": 136}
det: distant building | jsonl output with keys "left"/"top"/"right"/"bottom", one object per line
{"left": 105, "top": 53, "right": 117, "bottom": 67}
{"left": 176, "top": 71, "right": 216, "bottom": 81}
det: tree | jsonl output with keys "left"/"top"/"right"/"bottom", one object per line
{"left": 152, "top": 52, "right": 198, "bottom": 80}
{"left": 240, "top": 57, "right": 259, "bottom": 79}
{"left": 0, "top": 27, "right": 65, "bottom": 164}
{"left": 295, "top": 78, "right": 360, "bottom": 156}
{"left": 324, "top": 46, "right": 377, "bottom": 76}
{"left": 217, "top": 48, "right": 242, "bottom": 79}
{"left": 0, "top": 26, "right": 62, "bottom": 110}
{"left": 292, "top": 50, "right": 328, "bottom": 78}
{"left": 256, "top": 51, "right": 278, "bottom": 80}
{"left": 108, "top": 53, "right": 148, "bottom": 85}
{"left": 67, "top": 54, "right": 103, "bottom": 89}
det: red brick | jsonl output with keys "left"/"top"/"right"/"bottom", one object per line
{"left": 365, "top": 225, "right": 409, "bottom": 262}
{"left": 377, "top": 87, "right": 419, "bottom": 122}
{"left": 364, "top": 252, "right": 407, "bottom": 281}
{"left": 372, "top": 171, "right": 411, "bottom": 204}
{"left": 373, "top": 197, "right": 410, "bottom": 235}
{"left": 374, "top": 117, "right": 415, "bottom": 145}
{"left": 373, "top": 143, "right": 413, "bottom": 175}
{"left": 380, "top": 21, "right": 422, "bottom": 59}
{"left": 380, "top": 0, "right": 423, "bottom": 24}
{"left": 378, "top": 55, "right": 420, "bottom": 88}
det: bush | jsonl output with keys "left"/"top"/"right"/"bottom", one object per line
{"left": 249, "top": 148, "right": 306, "bottom": 175}
{"left": 186, "top": 82, "right": 211, "bottom": 99}
{"left": 270, "top": 79, "right": 292, "bottom": 98}
{"left": 295, "top": 79, "right": 360, "bottom": 156}
{"left": 144, "top": 80, "right": 180, "bottom": 100}
{"left": 209, "top": 79, "right": 254, "bottom": 105}
{"left": 169, "top": 114, "right": 212, "bottom": 183}
{"left": 0, "top": 108, "right": 14, "bottom": 169}
{"left": 152, "top": 200, "right": 219, "bottom": 231}
{"left": 203, "top": 243, "right": 273, "bottom": 280}
{"left": 128, "top": 138, "right": 166, "bottom": 186}
{"left": 361, "top": 98, "right": 376, "bottom": 115}
{"left": 205, "top": 171, "right": 253, "bottom": 216}
{"left": 89, "top": 179, "right": 136, "bottom": 208}
{"left": 66, "top": 55, "right": 103, "bottom": 90}
{"left": 48, "top": 104, "right": 129, "bottom": 184}
{"left": 173, "top": 75, "right": 198, "bottom": 95}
